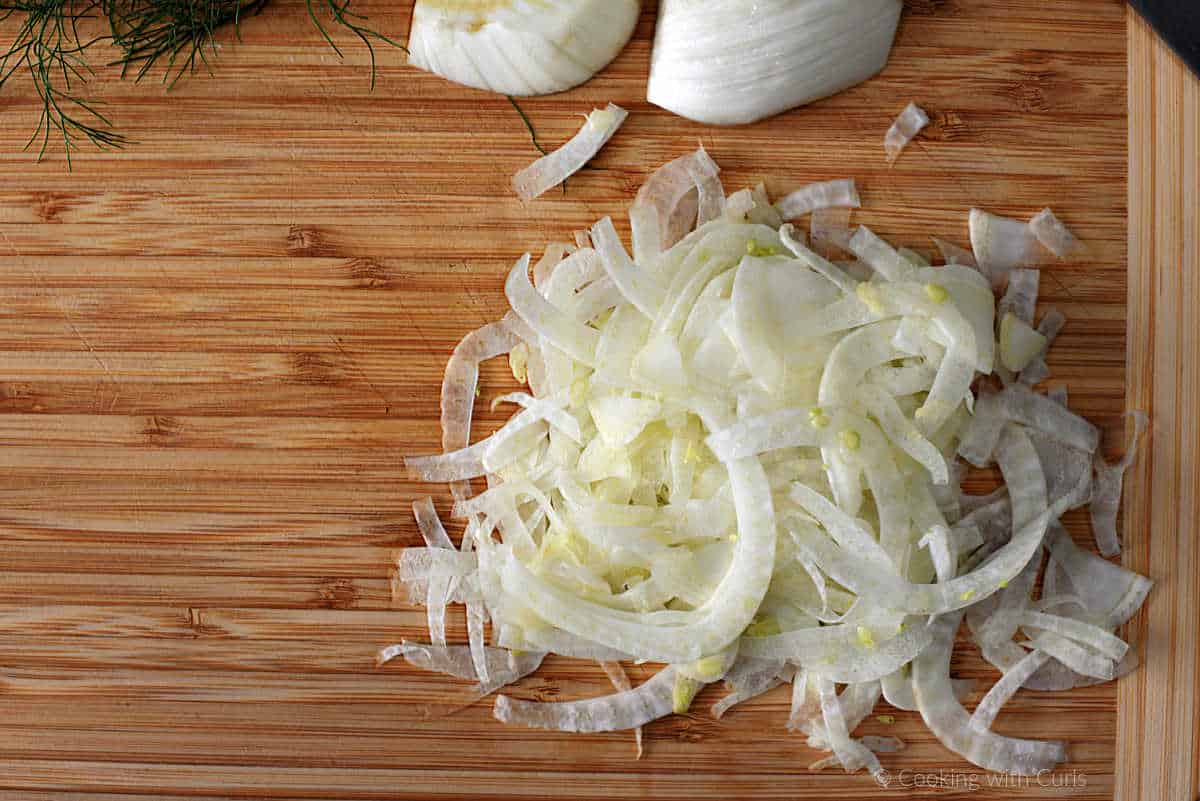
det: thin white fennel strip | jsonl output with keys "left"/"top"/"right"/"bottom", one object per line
{"left": 913, "top": 612, "right": 1068, "bottom": 775}
{"left": 884, "top": 102, "right": 929, "bottom": 164}
{"left": 969, "top": 649, "right": 1052, "bottom": 732}
{"left": 776, "top": 178, "right": 861, "bottom": 219}
{"left": 440, "top": 317, "right": 523, "bottom": 505}
{"left": 512, "top": 104, "right": 627, "bottom": 201}
{"left": 396, "top": 548, "right": 477, "bottom": 582}
{"left": 1030, "top": 208, "right": 1086, "bottom": 258}
{"left": 495, "top": 666, "right": 678, "bottom": 732}
{"left": 712, "top": 657, "right": 788, "bottom": 719}
{"left": 1091, "top": 411, "right": 1150, "bottom": 557}
{"left": 629, "top": 147, "right": 722, "bottom": 263}
{"left": 990, "top": 383, "right": 1101, "bottom": 454}
{"left": 999, "top": 269, "right": 1040, "bottom": 324}
{"left": 810, "top": 206, "right": 854, "bottom": 257}
{"left": 1044, "top": 523, "right": 1153, "bottom": 628}
{"left": 1019, "top": 308, "right": 1066, "bottom": 385}
{"left": 1028, "top": 633, "right": 1118, "bottom": 681}
{"left": 741, "top": 616, "right": 934, "bottom": 685}
{"left": 493, "top": 392, "right": 582, "bottom": 443}
{"left": 377, "top": 641, "right": 545, "bottom": 697}
{"left": 413, "top": 497, "right": 454, "bottom": 645}
{"left": 413, "top": 497, "right": 453, "bottom": 550}
{"left": 815, "top": 674, "right": 882, "bottom": 777}
{"left": 592, "top": 215, "right": 667, "bottom": 319}
{"left": 532, "top": 242, "right": 569, "bottom": 289}
{"left": 970, "top": 209, "right": 1044, "bottom": 287}
{"left": 849, "top": 225, "right": 914, "bottom": 281}
{"left": 404, "top": 407, "right": 548, "bottom": 482}
{"left": 600, "top": 661, "right": 643, "bottom": 758}
{"left": 935, "top": 237, "right": 978, "bottom": 267}
{"left": 705, "top": 409, "right": 820, "bottom": 462}
{"left": 1016, "top": 611, "right": 1129, "bottom": 661}
{"left": 505, "top": 253, "right": 600, "bottom": 364}
{"left": 377, "top": 641, "right": 496, "bottom": 678}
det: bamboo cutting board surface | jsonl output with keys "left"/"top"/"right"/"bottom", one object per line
{"left": 1120, "top": 14, "right": 1200, "bottom": 801}
{"left": 0, "top": 1, "right": 1191, "bottom": 799}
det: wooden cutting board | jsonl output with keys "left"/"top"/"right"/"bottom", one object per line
{"left": 0, "top": 2, "right": 1194, "bottom": 799}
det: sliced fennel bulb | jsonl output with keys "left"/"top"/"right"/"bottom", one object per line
{"left": 394, "top": 148, "right": 1150, "bottom": 778}
{"left": 408, "top": 0, "right": 640, "bottom": 96}
{"left": 647, "top": 0, "right": 903, "bottom": 125}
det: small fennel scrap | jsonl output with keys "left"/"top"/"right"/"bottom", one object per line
{"left": 512, "top": 105, "right": 627, "bottom": 201}
{"left": 884, "top": 102, "right": 929, "bottom": 164}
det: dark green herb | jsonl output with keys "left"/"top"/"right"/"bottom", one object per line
{"left": 507, "top": 94, "right": 547, "bottom": 156}
{"left": 0, "top": 0, "right": 403, "bottom": 166}
{"left": 302, "top": 0, "right": 403, "bottom": 92}
{"left": 508, "top": 94, "right": 569, "bottom": 194}
{"left": 0, "top": 0, "right": 127, "bottom": 167}
{"left": 107, "top": 0, "right": 269, "bottom": 86}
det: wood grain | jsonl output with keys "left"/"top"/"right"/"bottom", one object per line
{"left": 0, "top": 1, "right": 1157, "bottom": 799}
{"left": 1118, "top": 11, "right": 1200, "bottom": 801}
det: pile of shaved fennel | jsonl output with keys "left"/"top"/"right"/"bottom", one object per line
{"left": 391, "top": 150, "right": 1150, "bottom": 779}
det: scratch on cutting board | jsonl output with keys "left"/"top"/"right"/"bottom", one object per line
{"left": 396, "top": 294, "right": 438, "bottom": 358}
{"left": 447, "top": 262, "right": 494, "bottom": 328}
{"left": 2, "top": 222, "right": 123, "bottom": 407}
{"left": 912, "top": 138, "right": 976, "bottom": 204}
{"left": 3, "top": 226, "right": 121, "bottom": 411}
{"left": 1043, "top": 270, "right": 1080, "bottom": 302}
{"left": 329, "top": 336, "right": 394, "bottom": 415}
{"left": 63, "top": 315, "right": 121, "bottom": 412}
{"left": 0, "top": 227, "right": 20, "bottom": 256}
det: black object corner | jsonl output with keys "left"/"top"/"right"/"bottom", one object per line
{"left": 1129, "top": 0, "right": 1200, "bottom": 77}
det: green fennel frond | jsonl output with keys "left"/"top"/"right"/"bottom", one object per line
{"left": 0, "top": 0, "right": 405, "bottom": 166}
